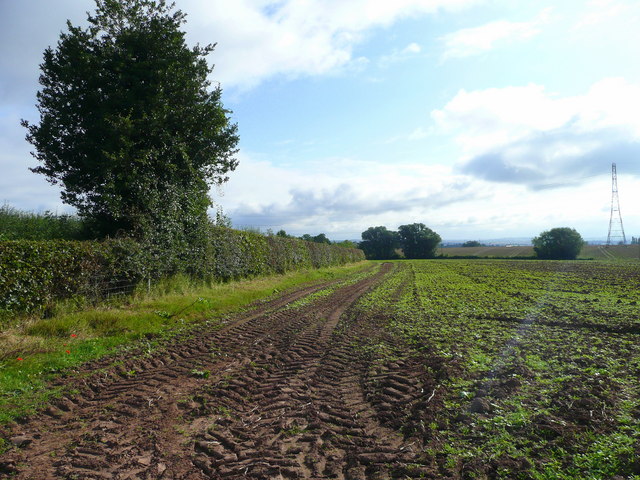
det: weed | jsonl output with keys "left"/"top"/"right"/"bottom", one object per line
{"left": 0, "top": 437, "right": 9, "bottom": 455}
{"left": 214, "top": 405, "right": 232, "bottom": 417}
{"left": 282, "top": 425, "right": 306, "bottom": 436}
{"left": 190, "top": 369, "right": 210, "bottom": 379}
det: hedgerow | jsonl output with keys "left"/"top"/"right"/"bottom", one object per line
{"left": 0, "top": 239, "right": 143, "bottom": 316}
{"left": 0, "top": 204, "right": 89, "bottom": 241}
{"left": 0, "top": 228, "right": 364, "bottom": 315}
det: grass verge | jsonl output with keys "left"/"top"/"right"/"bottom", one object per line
{"left": 0, "top": 261, "right": 371, "bottom": 424}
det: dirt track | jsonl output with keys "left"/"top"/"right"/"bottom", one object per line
{"left": 0, "top": 263, "right": 436, "bottom": 479}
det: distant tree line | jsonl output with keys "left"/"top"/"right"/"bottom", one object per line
{"left": 359, "top": 223, "right": 441, "bottom": 260}
{"left": 274, "top": 230, "right": 356, "bottom": 249}
{"left": 357, "top": 225, "right": 590, "bottom": 261}
{"left": 632, "top": 236, "right": 639, "bottom": 245}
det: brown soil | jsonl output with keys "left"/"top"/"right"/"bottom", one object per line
{"left": 0, "top": 262, "right": 438, "bottom": 479}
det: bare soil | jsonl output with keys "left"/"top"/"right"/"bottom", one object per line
{"left": 1, "top": 263, "right": 440, "bottom": 479}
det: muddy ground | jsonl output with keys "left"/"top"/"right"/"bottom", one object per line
{"left": 0, "top": 263, "right": 439, "bottom": 479}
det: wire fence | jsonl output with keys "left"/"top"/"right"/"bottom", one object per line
{"left": 83, "top": 272, "right": 143, "bottom": 302}
{"left": 80, "top": 264, "right": 183, "bottom": 304}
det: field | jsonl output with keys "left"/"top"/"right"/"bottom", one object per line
{"left": 1, "top": 260, "right": 639, "bottom": 479}
{"left": 442, "top": 243, "right": 640, "bottom": 260}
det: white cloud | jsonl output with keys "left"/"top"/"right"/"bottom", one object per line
{"left": 440, "top": 7, "right": 552, "bottom": 59}
{"left": 179, "top": 0, "right": 482, "bottom": 89}
{"left": 0, "top": 0, "right": 481, "bottom": 99}
{"left": 573, "top": 0, "right": 631, "bottom": 30}
{"left": 378, "top": 42, "right": 422, "bottom": 68}
{"left": 216, "top": 150, "right": 640, "bottom": 240}
{"left": 214, "top": 152, "right": 478, "bottom": 237}
{"left": 403, "top": 42, "right": 422, "bottom": 54}
{"left": 407, "top": 126, "right": 430, "bottom": 140}
{"left": 434, "top": 78, "right": 640, "bottom": 150}
{"left": 432, "top": 84, "right": 575, "bottom": 152}
{"left": 432, "top": 78, "right": 640, "bottom": 187}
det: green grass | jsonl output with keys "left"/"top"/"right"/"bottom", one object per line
{"left": 0, "top": 261, "right": 371, "bottom": 424}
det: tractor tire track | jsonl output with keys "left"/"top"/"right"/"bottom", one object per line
{"left": 1, "top": 272, "right": 357, "bottom": 479}
{"left": 183, "top": 261, "right": 434, "bottom": 479}
{"left": 1, "top": 264, "right": 414, "bottom": 480}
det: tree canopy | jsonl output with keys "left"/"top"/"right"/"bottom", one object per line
{"left": 532, "top": 227, "right": 585, "bottom": 260}
{"left": 462, "top": 240, "right": 484, "bottom": 248}
{"left": 359, "top": 226, "right": 399, "bottom": 260}
{"left": 23, "top": 0, "right": 239, "bottom": 238}
{"left": 397, "top": 223, "right": 441, "bottom": 259}
{"left": 311, "top": 233, "right": 331, "bottom": 244}
{"left": 300, "top": 233, "right": 332, "bottom": 244}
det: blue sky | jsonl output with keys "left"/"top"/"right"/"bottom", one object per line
{"left": 1, "top": 0, "right": 639, "bottom": 241}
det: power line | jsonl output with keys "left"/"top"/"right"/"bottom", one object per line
{"left": 533, "top": 172, "right": 605, "bottom": 190}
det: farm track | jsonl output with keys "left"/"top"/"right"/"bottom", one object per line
{"left": 0, "top": 262, "right": 434, "bottom": 479}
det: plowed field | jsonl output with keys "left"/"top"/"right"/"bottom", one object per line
{"left": 1, "top": 260, "right": 639, "bottom": 479}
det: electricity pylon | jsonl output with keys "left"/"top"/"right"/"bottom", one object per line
{"left": 607, "top": 163, "right": 626, "bottom": 245}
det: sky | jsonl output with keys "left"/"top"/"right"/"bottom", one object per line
{"left": 1, "top": 0, "right": 640, "bottom": 242}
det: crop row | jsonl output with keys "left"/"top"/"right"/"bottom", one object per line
{"left": 350, "top": 260, "right": 640, "bottom": 479}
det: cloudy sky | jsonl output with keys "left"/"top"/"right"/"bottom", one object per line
{"left": 2, "top": 0, "right": 640, "bottom": 241}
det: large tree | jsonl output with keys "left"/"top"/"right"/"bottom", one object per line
{"left": 359, "top": 226, "right": 400, "bottom": 260}
{"left": 22, "top": 0, "right": 239, "bottom": 238}
{"left": 398, "top": 223, "right": 441, "bottom": 259}
{"left": 532, "top": 227, "right": 585, "bottom": 260}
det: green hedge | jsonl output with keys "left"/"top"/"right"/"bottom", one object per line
{"left": 0, "top": 239, "right": 143, "bottom": 315}
{"left": 0, "top": 229, "right": 364, "bottom": 315}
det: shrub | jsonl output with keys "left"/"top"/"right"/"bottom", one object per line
{"left": 532, "top": 227, "right": 585, "bottom": 260}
